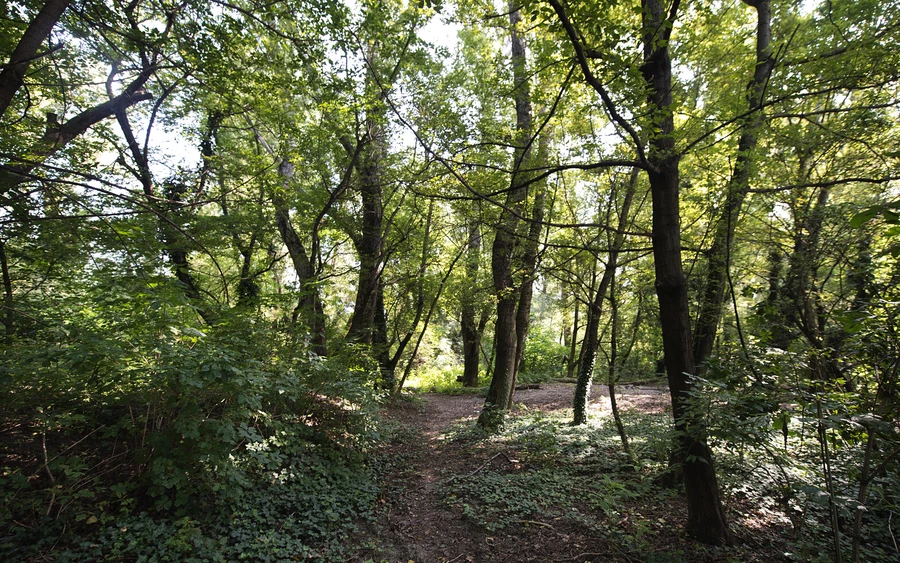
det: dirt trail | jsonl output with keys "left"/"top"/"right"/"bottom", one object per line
{"left": 363, "top": 383, "right": 669, "bottom": 563}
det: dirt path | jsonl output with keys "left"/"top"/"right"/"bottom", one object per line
{"left": 362, "top": 383, "right": 670, "bottom": 563}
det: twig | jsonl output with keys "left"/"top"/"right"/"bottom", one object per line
{"left": 514, "top": 519, "right": 553, "bottom": 529}
{"left": 446, "top": 554, "right": 464, "bottom": 563}
{"left": 890, "top": 511, "right": 899, "bottom": 556}
{"left": 42, "top": 433, "right": 56, "bottom": 516}
{"left": 445, "top": 452, "right": 518, "bottom": 483}
{"left": 32, "top": 426, "right": 105, "bottom": 475}
{"left": 554, "top": 553, "right": 610, "bottom": 562}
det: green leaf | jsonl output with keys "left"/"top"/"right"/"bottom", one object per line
{"left": 850, "top": 206, "right": 881, "bottom": 228}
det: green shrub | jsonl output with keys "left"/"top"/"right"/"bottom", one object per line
{"left": 0, "top": 285, "right": 386, "bottom": 562}
{"left": 518, "top": 326, "right": 567, "bottom": 383}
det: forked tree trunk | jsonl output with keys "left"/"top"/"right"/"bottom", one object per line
{"left": 274, "top": 161, "right": 327, "bottom": 356}
{"left": 346, "top": 121, "right": 386, "bottom": 346}
{"left": 566, "top": 302, "right": 580, "bottom": 379}
{"left": 641, "top": 0, "right": 730, "bottom": 545}
{"left": 1, "top": 73, "right": 152, "bottom": 195}
{"left": 607, "top": 271, "right": 631, "bottom": 455}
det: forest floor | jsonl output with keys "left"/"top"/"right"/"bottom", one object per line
{"left": 356, "top": 383, "right": 797, "bottom": 563}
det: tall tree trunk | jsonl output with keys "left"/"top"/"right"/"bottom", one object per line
{"left": 383, "top": 199, "right": 436, "bottom": 389}
{"left": 461, "top": 218, "right": 483, "bottom": 387}
{"left": 0, "top": 0, "right": 71, "bottom": 121}
{"left": 477, "top": 5, "right": 533, "bottom": 429}
{"left": 346, "top": 106, "right": 386, "bottom": 349}
{"left": 573, "top": 169, "right": 637, "bottom": 424}
{"left": 786, "top": 186, "right": 847, "bottom": 383}
{"left": 641, "top": 0, "right": 730, "bottom": 545}
{"left": 692, "top": 0, "right": 774, "bottom": 370}
{"left": 112, "top": 94, "right": 213, "bottom": 324}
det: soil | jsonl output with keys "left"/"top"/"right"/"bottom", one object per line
{"left": 356, "top": 383, "right": 794, "bottom": 563}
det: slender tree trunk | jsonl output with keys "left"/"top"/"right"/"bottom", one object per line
{"left": 461, "top": 218, "right": 483, "bottom": 387}
{"left": 566, "top": 301, "right": 580, "bottom": 379}
{"left": 1, "top": 74, "right": 152, "bottom": 194}
{"left": 607, "top": 270, "right": 631, "bottom": 454}
{"left": 0, "top": 0, "right": 71, "bottom": 121}
{"left": 693, "top": 0, "right": 774, "bottom": 370}
{"left": 395, "top": 241, "right": 467, "bottom": 394}
{"left": 641, "top": 0, "right": 730, "bottom": 545}
{"left": 786, "top": 186, "right": 841, "bottom": 379}
{"left": 573, "top": 169, "right": 637, "bottom": 424}
{"left": 112, "top": 93, "right": 213, "bottom": 324}
{"left": 509, "top": 185, "right": 545, "bottom": 405}
{"left": 1, "top": 239, "right": 14, "bottom": 342}
{"left": 477, "top": 5, "right": 532, "bottom": 429}
{"left": 383, "top": 199, "right": 436, "bottom": 388}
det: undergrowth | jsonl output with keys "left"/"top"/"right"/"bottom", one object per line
{"left": 0, "top": 307, "right": 392, "bottom": 562}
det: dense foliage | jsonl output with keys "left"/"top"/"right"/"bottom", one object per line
{"left": 2, "top": 0, "right": 899, "bottom": 560}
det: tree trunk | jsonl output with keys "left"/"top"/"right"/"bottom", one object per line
{"left": 573, "top": 169, "right": 637, "bottom": 424}
{"left": 111, "top": 92, "right": 212, "bottom": 324}
{"left": 274, "top": 161, "right": 327, "bottom": 356}
{"left": 346, "top": 107, "right": 386, "bottom": 348}
{"left": 477, "top": 5, "right": 533, "bottom": 429}
{"left": 0, "top": 0, "right": 71, "bottom": 121}
{"left": 565, "top": 301, "right": 579, "bottom": 379}
{"left": 641, "top": 0, "right": 730, "bottom": 545}
{"left": 510, "top": 183, "right": 546, "bottom": 405}
{"left": 692, "top": 0, "right": 774, "bottom": 370}
{"left": 461, "top": 218, "right": 483, "bottom": 387}
{"left": 1, "top": 238, "right": 14, "bottom": 342}
{"left": 383, "top": 199, "right": 436, "bottom": 389}
{"left": 607, "top": 270, "right": 631, "bottom": 455}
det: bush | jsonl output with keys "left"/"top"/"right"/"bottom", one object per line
{"left": 519, "top": 326, "right": 568, "bottom": 383}
{"left": 0, "top": 290, "right": 386, "bottom": 562}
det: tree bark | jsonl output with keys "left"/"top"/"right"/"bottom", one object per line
{"left": 607, "top": 270, "right": 631, "bottom": 455}
{"left": 641, "top": 0, "right": 731, "bottom": 545}
{"left": 111, "top": 87, "right": 213, "bottom": 324}
{"left": 0, "top": 238, "right": 14, "bottom": 342}
{"left": 509, "top": 182, "right": 546, "bottom": 405}
{"left": 383, "top": 199, "right": 436, "bottom": 388}
{"left": 692, "top": 0, "right": 774, "bottom": 370}
{"left": 566, "top": 301, "right": 580, "bottom": 379}
{"left": 0, "top": 0, "right": 71, "bottom": 121}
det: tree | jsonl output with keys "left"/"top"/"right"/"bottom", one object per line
{"left": 477, "top": 4, "right": 535, "bottom": 428}
{"left": 573, "top": 168, "right": 638, "bottom": 425}
{"left": 548, "top": 0, "right": 731, "bottom": 544}
{"left": 691, "top": 0, "right": 774, "bottom": 370}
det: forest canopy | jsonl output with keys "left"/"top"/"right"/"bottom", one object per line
{"left": 1, "top": 0, "right": 899, "bottom": 561}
